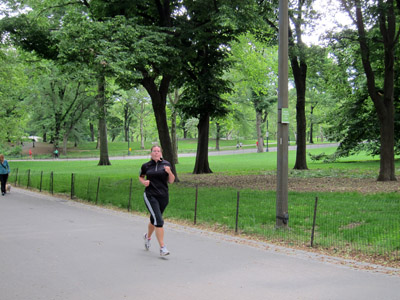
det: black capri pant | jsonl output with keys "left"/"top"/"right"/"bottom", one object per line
{"left": 143, "top": 193, "right": 169, "bottom": 227}
{"left": 0, "top": 174, "right": 9, "bottom": 194}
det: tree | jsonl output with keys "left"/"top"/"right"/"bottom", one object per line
{"left": 0, "top": 1, "right": 113, "bottom": 165}
{"left": 168, "top": 88, "right": 181, "bottom": 164}
{"left": 177, "top": 0, "right": 263, "bottom": 174}
{"left": 228, "top": 34, "right": 278, "bottom": 153}
{"left": 288, "top": 0, "right": 318, "bottom": 170}
{"left": 0, "top": 47, "right": 29, "bottom": 144}
{"left": 25, "top": 61, "right": 95, "bottom": 154}
{"left": 120, "top": 88, "right": 154, "bottom": 150}
{"left": 85, "top": 0, "right": 183, "bottom": 178}
{"left": 340, "top": 0, "right": 398, "bottom": 181}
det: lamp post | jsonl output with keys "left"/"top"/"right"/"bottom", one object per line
{"left": 276, "top": 0, "right": 289, "bottom": 228}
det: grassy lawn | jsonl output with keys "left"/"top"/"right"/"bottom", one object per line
{"left": 16, "top": 139, "right": 272, "bottom": 159}
{"left": 9, "top": 146, "right": 400, "bottom": 265}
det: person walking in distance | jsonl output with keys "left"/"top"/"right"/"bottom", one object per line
{"left": 0, "top": 154, "right": 11, "bottom": 196}
{"left": 139, "top": 145, "right": 175, "bottom": 256}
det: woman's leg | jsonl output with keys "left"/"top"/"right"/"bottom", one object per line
{"left": 0, "top": 175, "right": 5, "bottom": 194}
{"left": 155, "top": 227, "right": 165, "bottom": 247}
{"left": 147, "top": 222, "right": 155, "bottom": 239}
{"left": 155, "top": 195, "right": 169, "bottom": 248}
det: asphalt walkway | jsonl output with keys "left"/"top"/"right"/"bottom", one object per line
{"left": 1, "top": 188, "right": 399, "bottom": 300}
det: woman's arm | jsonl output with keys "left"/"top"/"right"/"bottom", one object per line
{"left": 139, "top": 175, "right": 150, "bottom": 187}
{"left": 164, "top": 166, "right": 175, "bottom": 184}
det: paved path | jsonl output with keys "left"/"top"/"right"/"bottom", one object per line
{"left": 1, "top": 188, "right": 399, "bottom": 300}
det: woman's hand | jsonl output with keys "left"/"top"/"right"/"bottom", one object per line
{"left": 139, "top": 176, "right": 150, "bottom": 187}
{"left": 164, "top": 166, "right": 172, "bottom": 174}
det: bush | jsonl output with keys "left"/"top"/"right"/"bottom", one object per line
{"left": 0, "top": 144, "right": 22, "bottom": 157}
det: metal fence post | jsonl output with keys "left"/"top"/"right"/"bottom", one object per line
{"left": 128, "top": 178, "right": 133, "bottom": 212}
{"left": 27, "top": 169, "right": 31, "bottom": 189}
{"left": 194, "top": 185, "right": 198, "bottom": 225}
{"left": 311, "top": 196, "right": 319, "bottom": 247}
{"left": 50, "top": 172, "right": 54, "bottom": 194}
{"left": 96, "top": 177, "right": 101, "bottom": 205}
{"left": 39, "top": 171, "right": 43, "bottom": 192}
{"left": 86, "top": 178, "right": 91, "bottom": 201}
{"left": 14, "top": 168, "right": 18, "bottom": 186}
{"left": 235, "top": 191, "right": 240, "bottom": 233}
{"left": 71, "top": 173, "right": 74, "bottom": 199}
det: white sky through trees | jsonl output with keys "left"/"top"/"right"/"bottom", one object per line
{"left": 303, "top": 0, "right": 353, "bottom": 46}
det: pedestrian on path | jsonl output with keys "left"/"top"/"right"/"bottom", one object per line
{"left": 0, "top": 154, "right": 11, "bottom": 196}
{"left": 53, "top": 148, "right": 59, "bottom": 159}
{"left": 139, "top": 145, "right": 175, "bottom": 256}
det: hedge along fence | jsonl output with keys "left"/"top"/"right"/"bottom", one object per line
{"left": 14, "top": 168, "right": 400, "bottom": 261}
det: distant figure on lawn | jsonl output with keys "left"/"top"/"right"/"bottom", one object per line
{"left": 54, "top": 148, "right": 59, "bottom": 159}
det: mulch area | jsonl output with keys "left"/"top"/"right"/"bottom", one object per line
{"left": 177, "top": 173, "right": 400, "bottom": 194}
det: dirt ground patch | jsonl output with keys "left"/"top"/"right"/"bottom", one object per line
{"left": 177, "top": 173, "right": 400, "bottom": 194}
{"left": 21, "top": 142, "right": 54, "bottom": 156}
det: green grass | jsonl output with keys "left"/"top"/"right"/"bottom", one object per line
{"left": 11, "top": 146, "right": 391, "bottom": 177}
{"left": 9, "top": 148, "right": 400, "bottom": 262}
{"left": 14, "top": 139, "right": 270, "bottom": 159}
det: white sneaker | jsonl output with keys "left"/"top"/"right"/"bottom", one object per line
{"left": 160, "top": 246, "right": 170, "bottom": 256}
{"left": 143, "top": 233, "right": 151, "bottom": 250}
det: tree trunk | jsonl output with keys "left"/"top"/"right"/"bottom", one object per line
{"left": 124, "top": 104, "right": 129, "bottom": 142}
{"left": 90, "top": 122, "right": 95, "bottom": 142}
{"left": 193, "top": 113, "right": 212, "bottom": 174}
{"left": 289, "top": 3, "right": 308, "bottom": 170}
{"left": 256, "top": 110, "right": 264, "bottom": 153}
{"left": 215, "top": 122, "right": 220, "bottom": 151}
{"left": 353, "top": 1, "right": 396, "bottom": 181}
{"left": 309, "top": 104, "right": 314, "bottom": 144}
{"left": 96, "top": 128, "right": 100, "bottom": 150}
{"left": 140, "top": 117, "right": 145, "bottom": 150}
{"left": 96, "top": 73, "right": 111, "bottom": 166}
{"left": 53, "top": 113, "right": 61, "bottom": 149}
{"left": 290, "top": 57, "right": 308, "bottom": 170}
{"left": 170, "top": 109, "right": 178, "bottom": 164}
{"left": 170, "top": 89, "right": 179, "bottom": 164}
{"left": 62, "top": 133, "right": 68, "bottom": 155}
{"left": 142, "top": 75, "right": 178, "bottom": 181}
{"left": 378, "top": 112, "right": 396, "bottom": 180}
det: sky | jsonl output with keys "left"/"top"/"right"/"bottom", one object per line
{"left": 302, "top": 0, "right": 353, "bottom": 46}
{"left": 0, "top": 1, "right": 352, "bottom": 46}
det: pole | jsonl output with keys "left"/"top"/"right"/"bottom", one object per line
{"left": 235, "top": 191, "right": 240, "bottom": 234}
{"left": 311, "top": 196, "right": 319, "bottom": 247}
{"left": 194, "top": 185, "right": 198, "bottom": 225}
{"left": 128, "top": 178, "right": 133, "bottom": 212}
{"left": 71, "top": 173, "right": 74, "bottom": 199}
{"left": 276, "top": 0, "right": 289, "bottom": 228}
{"left": 96, "top": 177, "right": 101, "bottom": 205}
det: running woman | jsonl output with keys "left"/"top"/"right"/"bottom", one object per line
{"left": 139, "top": 145, "right": 175, "bottom": 256}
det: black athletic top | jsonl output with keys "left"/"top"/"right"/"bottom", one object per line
{"left": 140, "top": 158, "right": 172, "bottom": 197}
